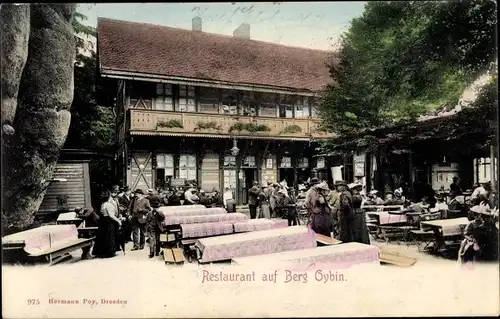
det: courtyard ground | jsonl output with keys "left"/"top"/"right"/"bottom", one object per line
{"left": 3, "top": 223, "right": 499, "bottom": 318}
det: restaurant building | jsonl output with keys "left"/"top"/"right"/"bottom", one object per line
{"left": 97, "top": 17, "right": 333, "bottom": 204}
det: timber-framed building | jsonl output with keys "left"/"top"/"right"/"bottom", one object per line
{"left": 97, "top": 17, "right": 333, "bottom": 204}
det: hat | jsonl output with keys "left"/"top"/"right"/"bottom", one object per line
{"left": 147, "top": 189, "right": 154, "bottom": 195}
{"left": 317, "top": 181, "right": 329, "bottom": 190}
{"left": 348, "top": 182, "right": 363, "bottom": 189}
{"left": 334, "top": 180, "right": 347, "bottom": 186}
{"left": 111, "top": 185, "right": 120, "bottom": 192}
{"left": 253, "top": 181, "right": 259, "bottom": 186}
{"left": 135, "top": 189, "right": 144, "bottom": 195}
{"left": 122, "top": 186, "right": 130, "bottom": 192}
{"left": 309, "top": 177, "right": 320, "bottom": 185}
{"left": 369, "top": 190, "right": 378, "bottom": 195}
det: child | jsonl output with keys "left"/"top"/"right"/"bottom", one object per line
{"left": 146, "top": 196, "right": 165, "bottom": 258}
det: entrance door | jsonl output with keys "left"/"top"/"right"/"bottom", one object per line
{"left": 279, "top": 168, "right": 295, "bottom": 188}
{"left": 243, "top": 168, "right": 257, "bottom": 204}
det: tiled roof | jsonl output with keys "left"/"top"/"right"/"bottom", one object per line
{"left": 97, "top": 18, "right": 335, "bottom": 92}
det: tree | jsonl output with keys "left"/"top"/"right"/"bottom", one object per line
{"left": 66, "top": 8, "right": 118, "bottom": 207}
{"left": 1, "top": 4, "right": 76, "bottom": 233}
{"left": 320, "top": 0, "right": 497, "bottom": 146}
{"left": 66, "top": 9, "right": 115, "bottom": 151}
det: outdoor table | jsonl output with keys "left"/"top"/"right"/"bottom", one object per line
{"left": 420, "top": 217, "right": 469, "bottom": 253}
{"left": 231, "top": 243, "right": 379, "bottom": 269}
{"left": 195, "top": 226, "right": 316, "bottom": 263}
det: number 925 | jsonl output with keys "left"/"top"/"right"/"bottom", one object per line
{"left": 27, "top": 299, "right": 40, "bottom": 305}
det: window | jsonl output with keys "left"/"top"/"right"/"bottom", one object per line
{"left": 259, "top": 93, "right": 277, "bottom": 117}
{"left": 240, "top": 91, "right": 257, "bottom": 116}
{"left": 221, "top": 90, "right": 237, "bottom": 115}
{"left": 279, "top": 94, "right": 295, "bottom": 118}
{"left": 280, "top": 156, "right": 292, "bottom": 168}
{"left": 242, "top": 156, "right": 256, "bottom": 167}
{"left": 295, "top": 97, "right": 310, "bottom": 118}
{"left": 178, "top": 85, "right": 196, "bottom": 112}
{"left": 298, "top": 157, "right": 309, "bottom": 168}
{"left": 224, "top": 169, "right": 237, "bottom": 190}
{"left": 199, "top": 87, "right": 219, "bottom": 114}
{"left": 179, "top": 154, "right": 197, "bottom": 180}
{"left": 155, "top": 84, "right": 174, "bottom": 111}
{"left": 224, "top": 155, "right": 236, "bottom": 167}
{"left": 156, "top": 153, "right": 175, "bottom": 177}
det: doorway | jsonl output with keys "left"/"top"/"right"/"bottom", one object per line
{"left": 243, "top": 168, "right": 257, "bottom": 204}
{"left": 279, "top": 168, "right": 295, "bottom": 188}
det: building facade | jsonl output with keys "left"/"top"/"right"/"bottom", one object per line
{"left": 97, "top": 17, "right": 333, "bottom": 204}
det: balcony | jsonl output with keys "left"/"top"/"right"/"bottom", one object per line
{"left": 128, "top": 109, "right": 328, "bottom": 141}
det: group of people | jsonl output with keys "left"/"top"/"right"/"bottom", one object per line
{"left": 76, "top": 186, "right": 167, "bottom": 259}
{"left": 304, "top": 178, "right": 371, "bottom": 245}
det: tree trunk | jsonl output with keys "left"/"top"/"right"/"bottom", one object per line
{"left": 2, "top": 4, "right": 76, "bottom": 233}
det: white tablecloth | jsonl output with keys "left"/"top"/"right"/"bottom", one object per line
{"left": 2, "top": 225, "right": 79, "bottom": 255}
{"left": 164, "top": 212, "right": 247, "bottom": 226}
{"left": 181, "top": 222, "right": 234, "bottom": 238}
{"left": 421, "top": 217, "right": 469, "bottom": 236}
{"left": 196, "top": 226, "right": 317, "bottom": 263}
{"left": 367, "top": 211, "right": 407, "bottom": 225}
{"left": 232, "top": 243, "right": 380, "bottom": 269}
{"left": 161, "top": 207, "right": 226, "bottom": 218}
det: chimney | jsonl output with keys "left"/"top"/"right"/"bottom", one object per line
{"left": 233, "top": 23, "right": 250, "bottom": 40}
{"left": 192, "top": 16, "right": 202, "bottom": 31}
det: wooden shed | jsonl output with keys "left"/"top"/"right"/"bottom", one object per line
{"left": 37, "top": 149, "right": 113, "bottom": 221}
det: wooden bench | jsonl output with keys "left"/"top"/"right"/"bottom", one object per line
{"left": 29, "top": 237, "right": 94, "bottom": 266}
{"left": 315, "top": 234, "right": 342, "bottom": 246}
{"left": 163, "top": 247, "right": 186, "bottom": 265}
{"left": 379, "top": 248, "right": 417, "bottom": 267}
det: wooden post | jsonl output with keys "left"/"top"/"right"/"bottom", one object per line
{"left": 490, "top": 145, "right": 497, "bottom": 193}
{"left": 409, "top": 150, "right": 414, "bottom": 194}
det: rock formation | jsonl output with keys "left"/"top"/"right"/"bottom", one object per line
{"left": 1, "top": 4, "right": 76, "bottom": 233}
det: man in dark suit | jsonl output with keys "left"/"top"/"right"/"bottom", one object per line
{"left": 248, "top": 181, "right": 261, "bottom": 219}
{"left": 118, "top": 186, "right": 132, "bottom": 242}
{"left": 129, "top": 189, "right": 151, "bottom": 251}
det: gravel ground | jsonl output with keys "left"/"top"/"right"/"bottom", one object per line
{"left": 3, "top": 228, "right": 499, "bottom": 318}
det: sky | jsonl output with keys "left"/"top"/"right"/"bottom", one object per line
{"left": 77, "top": 2, "right": 367, "bottom": 51}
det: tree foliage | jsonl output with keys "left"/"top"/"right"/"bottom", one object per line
{"left": 66, "top": 8, "right": 118, "bottom": 206}
{"left": 320, "top": 0, "right": 497, "bottom": 143}
{"left": 65, "top": 7, "right": 115, "bottom": 151}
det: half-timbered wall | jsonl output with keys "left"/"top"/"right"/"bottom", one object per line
{"left": 128, "top": 151, "right": 153, "bottom": 191}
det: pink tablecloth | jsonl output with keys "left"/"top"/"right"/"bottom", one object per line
{"left": 161, "top": 207, "right": 226, "bottom": 219}
{"left": 233, "top": 219, "right": 275, "bottom": 233}
{"left": 181, "top": 222, "right": 234, "bottom": 238}
{"left": 232, "top": 243, "right": 380, "bottom": 269}
{"left": 1, "top": 225, "right": 78, "bottom": 255}
{"left": 158, "top": 205, "right": 207, "bottom": 214}
{"left": 271, "top": 219, "right": 289, "bottom": 228}
{"left": 164, "top": 212, "right": 247, "bottom": 226}
{"left": 195, "top": 226, "right": 317, "bottom": 263}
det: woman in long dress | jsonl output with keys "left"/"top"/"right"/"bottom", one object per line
{"left": 349, "top": 183, "right": 371, "bottom": 244}
{"left": 92, "top": 190, "right": 122, "bottom": 258}
{"left": 308, "top": 182, "right": 334, "bottom": 237}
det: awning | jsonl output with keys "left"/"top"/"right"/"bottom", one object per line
{"left": 129, "top": 130, "right": 315, "bottom": 141}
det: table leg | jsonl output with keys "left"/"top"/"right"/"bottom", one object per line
{"left": 432, "top": 229, "right": 445, "bottom": 253}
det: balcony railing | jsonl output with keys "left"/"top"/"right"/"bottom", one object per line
{"left": 128, "top": 109, "right": 328, "bottom": 140}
